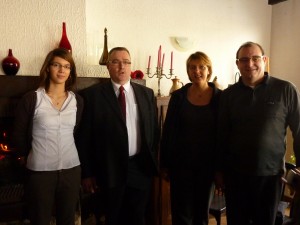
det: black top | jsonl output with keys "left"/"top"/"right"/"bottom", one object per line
{"left": 160, "top": 82, "right": 222, "bottom": 171}
{"left": 217, "top": 74, "right": 300, "bottom": 175}
{"left": 175, "top": 100, "right": 216, "bottom": 169}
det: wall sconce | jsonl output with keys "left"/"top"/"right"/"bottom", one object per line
{"left": 171, "top": 37, "right": 195, "bottom": 51}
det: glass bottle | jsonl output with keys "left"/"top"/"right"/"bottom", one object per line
{"left": 99, "top": 28, "right": 108, "bottom": 65}
{"left": 59, "top": 22, "right": 72, "bottom": 52}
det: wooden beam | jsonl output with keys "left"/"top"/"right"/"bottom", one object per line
{"left": 268, "top": 0, "right": 288, "bottom": 5}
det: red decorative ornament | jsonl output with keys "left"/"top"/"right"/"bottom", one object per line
{"left": 131, "top": 70, "right": 144, "bottom": 79}
{"left": 2, "top": 49, "right": 20, "bottom": 76}
{"left": 130, "top": 71, "right": 136, "bottom": 79}
{"left": 59, "top": 22, "right": 72, "bottom": 52}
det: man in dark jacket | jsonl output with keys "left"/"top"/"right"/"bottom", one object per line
{"left": 77, "top": 47, "right": 159, "bottom": 225}
{"left": 217, "top": 41, "right": 300, "bottom": 225}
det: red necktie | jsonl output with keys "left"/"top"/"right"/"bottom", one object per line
{"left": 118, "top": 86, "right": 126, "bottom": 122}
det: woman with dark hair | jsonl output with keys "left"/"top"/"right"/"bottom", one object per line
{"left": 160, "top": 51, "right": 222, "bottom": 225}
{"left": 13, "top": 48, "right": 83, "bottom": 225}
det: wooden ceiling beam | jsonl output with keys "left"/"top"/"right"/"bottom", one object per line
{"left": 268, "top": 0, "right": 288, "bottom": 5}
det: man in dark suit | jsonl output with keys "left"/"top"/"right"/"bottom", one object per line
{"left": 77, "top": 47, "right": 159, "bottom": 225}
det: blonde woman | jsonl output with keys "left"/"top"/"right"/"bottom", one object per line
{"left": 161, "top": 51, "right": 222, "bottom": 225}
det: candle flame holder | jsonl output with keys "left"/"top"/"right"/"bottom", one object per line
{"left": 146, "top": 67, "right": 174, "bottom": 96}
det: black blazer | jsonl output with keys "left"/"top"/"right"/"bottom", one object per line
{"left": 76, "top": 80, "right": 159, "bottom": 188}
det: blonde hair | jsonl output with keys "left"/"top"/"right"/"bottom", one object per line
{"left": 186, "top": 51, "right": 213, "bottom": 81}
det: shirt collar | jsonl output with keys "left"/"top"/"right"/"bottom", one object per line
{"left": 111, "top": 79, "right": 131, "bottom": 93}
{"left": 238, "top": 73, "right": 269, "bottom": 88}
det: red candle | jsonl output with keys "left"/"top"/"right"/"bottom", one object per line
{"left": 170, "top": 51, "right": 173, "bottom": 70}
{"left": 161, "top": 53, "right": 165, "bottom": 69}
{"left": 148, "top": 56, "right": 151, "bottom": 68}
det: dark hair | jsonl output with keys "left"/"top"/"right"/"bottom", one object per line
{"left": 107, "top": 47, "right": 131, "bottom": 62}
{"left": 186, "top": 51, "right": 213, "bottom": 81}
{"left": 236, "top": 41, "right": 265, "bottom": 59}
{"left": 39, "top": 48, "right": 77, "bottom": 92}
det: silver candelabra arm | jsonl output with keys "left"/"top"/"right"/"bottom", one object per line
{"left": 146, "top": 67, "right": 174, "bottom": 96}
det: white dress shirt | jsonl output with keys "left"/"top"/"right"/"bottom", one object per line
{"left": 26, "top": 88, "right": 80, "bottom": 171}
{"left": 112, "top": 80, "right": 141, "bottom": 156}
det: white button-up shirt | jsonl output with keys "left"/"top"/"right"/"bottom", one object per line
{"left": 26, "top": 88, "right": 80, "bottom": 171}
{"left": 112, "top": 80, "right": 141, "bottom": 156}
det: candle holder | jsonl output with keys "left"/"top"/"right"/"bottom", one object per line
{"left": 146, "top": 67, "right": 174, "bottom": 96}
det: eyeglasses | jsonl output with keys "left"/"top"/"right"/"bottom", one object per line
{"left": 50, "top": 62, "right": 71, "bottom": 70}
{"left": 236, "top": 56, "right": 264, "bottom": 63}
{"left": 109, "top": 60, "right": 131, "bottom": 67}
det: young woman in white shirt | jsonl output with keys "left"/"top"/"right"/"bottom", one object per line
{"left": 13, "top": 48, "right": 83, "bottom": 225}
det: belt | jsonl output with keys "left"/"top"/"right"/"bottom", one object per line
{"left": 129, "top": 154, "right": 139, "bottom": 160}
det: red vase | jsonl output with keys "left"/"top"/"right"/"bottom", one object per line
{"left": 2, "top": 49, "right": 20, "bottom": 76}
{"left": 59, "top": 22, "right": 72, "bottom": 52}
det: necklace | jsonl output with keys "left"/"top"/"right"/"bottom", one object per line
{"left": 52, "top": 98, "right": 61, "bottom": 105}
{"left": 190, "top": 85, "right": 210, "bottom": 98}
{"left": 187, "top": 85, "right": 212, "bottom": 106}
{"left": 47, "top": 92, "right": 67, "bottom": 106}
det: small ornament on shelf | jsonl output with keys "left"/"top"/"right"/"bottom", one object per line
{"left": 131, "top": 70, "right": 144, "bottom": 79}
{"left": 169, "top": 76, "right": 183, "bottom": 95}
{"left": 212, "top": 76, "right": 221, "bottom": 89}
{"left": 59, "top": 22, "right": 72, "bottom": 52}
{"left": 99, "top": 28, "right": 108, "bottom": 65}
{"left": 2, "top": 49, "right": 20, "bottom": 76}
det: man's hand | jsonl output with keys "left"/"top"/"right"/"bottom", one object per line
{"left": 81, "top": 177, "right": 98, "bottom": 193}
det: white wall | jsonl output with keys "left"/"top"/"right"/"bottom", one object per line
{"left": 270, "top": 0, "right": 300, "bottom": 89}
{"left": 0, "top": 0, "right": 87, "bottom": 75}
{"left": 270, "top": 0, "right": 300, "bottom": 161}
{"left": 0, "top": 0, "right": 298, "bottom": 161}
{"left": 86, "top": 0, "right": 272, "bottom": 95}
{"left": 1, "top": 0, "right": 272, "bottom": 96}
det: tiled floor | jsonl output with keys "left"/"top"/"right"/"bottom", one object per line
{"left": 0, "top": 213, "right": 222, "bottom": 225}
{"left": 83, "top": 215, "right": 227, "bottom": 225}
{"left": 209, "top": 214, "right": 227, "bottom": 225}
{"left": 208, "top": 206, "right": 292, "bottom": 225}
{"left": 1, "top": 208, "right": 292, "bottom": 225}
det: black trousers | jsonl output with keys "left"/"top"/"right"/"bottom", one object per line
{"left": 103, "top": 156, "right": 152, "bottom": 225}
{"left": 169, "top": 168, "right": 214, "bottom": 225}
{"left": 224, "top": 173, "right": 282, "bottom": 225}
{"left": 25, "top": 166, "right": 81, "bottom": 225}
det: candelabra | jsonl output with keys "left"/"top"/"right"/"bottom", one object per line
{"left": 146, "top": 67, "right": 174, "bottom": 96}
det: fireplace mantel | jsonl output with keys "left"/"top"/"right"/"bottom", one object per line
{"left": 0, "top": 75, "right": 148, "bottom": 223}
{"left": 0, "top": 75, "right": 145, "bottom": 117}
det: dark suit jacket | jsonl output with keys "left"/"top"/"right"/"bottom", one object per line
{"left": 76, "top": 80, "right": 159, "bottom": 189}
